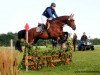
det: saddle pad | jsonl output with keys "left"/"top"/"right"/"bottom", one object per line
{"left": 36, "top": 26, "right": 42, "bottom": 32}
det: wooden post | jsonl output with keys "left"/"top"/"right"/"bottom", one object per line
{"left": 10, "top": 39, "right": 13, "bottom": 49}
{"left": 10, "top": 39, "right": 14, "bottom": 75}
{"left": 26, "top": 31, "right": 28, "bottom": 71}
{"left": 25, "top": 23, "right": 29, "bottom": 71}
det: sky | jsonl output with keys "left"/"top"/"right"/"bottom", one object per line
{"left": 0, "top": 0, "right": 100, "bottom": 39}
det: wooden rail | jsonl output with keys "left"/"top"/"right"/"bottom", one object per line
{"left": 24, "top": 53, "right": 71, "bottom": 70}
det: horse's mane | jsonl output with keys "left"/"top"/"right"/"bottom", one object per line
{"left": 47, "top": 16, "right": 69, "bottom": 26}
{"left": 47, "top": 16, "right": 69, "bottom": 23}
{"left": 52, "top": 16, "right": 69, "bottom": 21}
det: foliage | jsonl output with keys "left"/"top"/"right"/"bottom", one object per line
{"left": 90, "top": 38, "right": 100, "bottom": 45}
{"left": 20, "top": 45, "right": 100, "bottom": 75}
{"left": 36, "top": 39, "right": 51, "bottom": 46}
{"left": 19, "top": 39, "right": 73, "bottom": 70}
{"left": 0, "top": 32, "right": 52, "bottom": 46}
{"left": 0, "top": 32, "right": 17, "bottom": 46}
{"left": 0, "top": 32, "right": 100, "bottom": 46}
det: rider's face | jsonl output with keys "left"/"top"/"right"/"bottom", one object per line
{"left": 52, "top": 6, "right": 56, "bottom": 10}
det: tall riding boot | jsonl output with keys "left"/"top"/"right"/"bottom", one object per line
{"left": 41, "top": 24, "right": 45, "bottom": 32}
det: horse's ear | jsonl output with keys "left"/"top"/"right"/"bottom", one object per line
{"left": 70, "top": 14, "right": 74, "bottom": 17}
{"left": 68, "top": 14, "right": 74, "bottom": 20}
{"left": 72, "top": 14, "right": 74, "bottom": 17}
{"left": 69, "top": 14, "right": 74, "bottom": 19}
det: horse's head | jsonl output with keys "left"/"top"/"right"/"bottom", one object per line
{"left": 52, "top": 14, "right": 76, "bottom": 30}
{"left": 65, "top": 14, "right": 76, "bottom": 30}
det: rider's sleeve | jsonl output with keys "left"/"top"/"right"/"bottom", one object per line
{"left": 47, "top": 8, "right": 54, "bottom": 19}
{"left": 54, "top": 12, "right": 58, "bottom": 18}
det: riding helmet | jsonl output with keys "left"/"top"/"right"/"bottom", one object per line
{"left": 51, "top": 2, "right": 56, "bottom": 7}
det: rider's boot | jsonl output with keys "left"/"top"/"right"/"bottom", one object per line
{"left": 41, "top": 24, "right": 45, "bottom": 33}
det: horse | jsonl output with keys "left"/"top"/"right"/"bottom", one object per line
{"left": 15, "top": 14, "right": 76, "bottom": 52}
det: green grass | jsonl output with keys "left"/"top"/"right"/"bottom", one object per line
{"left": 20, "top": 46, "right": 100, "bottom": 75}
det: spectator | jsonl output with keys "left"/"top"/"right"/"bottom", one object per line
{"left": 81, "top": 32, "right": 88, "bottom": 44}
{"left": 72, "top": 33, "right": 77, "bottom": 51}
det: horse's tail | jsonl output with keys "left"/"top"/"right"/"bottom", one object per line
{"left": 15, "top": 40, "right": 22, "bottom": 52}
{"left": 18, "top": 29, "right": 26, "bottom": 39}
{"left": 15, "top": 29, "right": 26, "bottom": 52}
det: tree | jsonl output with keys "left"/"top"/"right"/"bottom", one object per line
{"left": 90, "top": 38, "right": 100, "bottom": 45}
{"left": 0, "top": 32, "right": 17, "bottom": 46}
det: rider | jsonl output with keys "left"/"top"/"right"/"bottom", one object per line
{"left": 41, "top": 2, "right": 58, "bottom": 31}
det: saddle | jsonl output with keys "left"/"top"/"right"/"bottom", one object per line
{"left": 38, "top": 23, "right": 45, "bottom": 28}
{"left": 36, "top": 23, "right": 46, "bottom": 32}
{"left": 36, "top": 22, "right": 50, "bottom": 32}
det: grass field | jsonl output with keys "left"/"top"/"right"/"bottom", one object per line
{"left": 19, "top": 45, "right": 100, "bottom": 75}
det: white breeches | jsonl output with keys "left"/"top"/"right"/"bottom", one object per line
{"left": 41, "top": 15, "right": 52, "bottom": 24}
{"left": 41, "top": 15, "right": 47, "bottom": 24}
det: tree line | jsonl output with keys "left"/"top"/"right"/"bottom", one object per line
{"left": 0, "top": 32, "right": 100, "bottom": 46}
{"left": 0, "top": 32, "right": 17, "bottom": 46}
{"left": 0, "top": 32, "right": 51, "bottom": 46}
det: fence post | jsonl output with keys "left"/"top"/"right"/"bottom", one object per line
{"left": 26, "top": 31, "right": 28, "bottom": 71}
{"left": 25, "top": 23, "right": 29, "bottom": 71}
{"left": 10, "top": 39, "right": 14, "bottom": 75}
{"left": 10, "top": 39, "right": 13, "bottom": 49}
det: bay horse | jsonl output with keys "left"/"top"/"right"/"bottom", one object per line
{"left": 15, "top": 14, "right": 76, "bottom": 52}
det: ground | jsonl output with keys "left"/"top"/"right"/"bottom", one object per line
{"left": 19, "top": 45, "right": 100, "bottom": 75}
